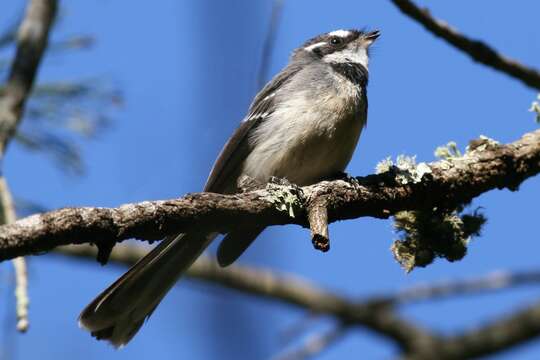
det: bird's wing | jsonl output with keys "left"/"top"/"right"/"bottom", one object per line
{"left": 204, "top": 64, "right": 302, "bottom": 193}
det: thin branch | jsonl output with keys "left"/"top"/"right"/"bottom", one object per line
{"left": 0, "top": 178, "right": 29, "bottom": 332}
{"left": 56, "top": 244, "right": 437, "bottom": 351}
{"left": 0, "top": 0, "right": 58, "bottom": 157}
{"left": 273, "top": 326, "right": 346, "bottom": 360}
{"left": 390, "top": 0, "right": 540, "bottom": 90}
{"left": 391, "top": 270, "right": 540, "bottom": 305}
{"left": 0, "top": 178, "right": 17, "bottom": 224}
{"left": 12, "top": 257, "right": 28, "bottom": 332}
{"left": 404, "top": 300, "right": 540, "bottom": 359}
{"left": 279, "top": 313, "right": 321, "bottom": 346}
{"left": 0, "top": 129, "right": 539, "bottom": 261}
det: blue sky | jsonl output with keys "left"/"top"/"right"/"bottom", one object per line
{"left": 2, "top": 1, "right": 540, "bottom": 359}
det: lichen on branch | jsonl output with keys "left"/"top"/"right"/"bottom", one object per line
{"left": 0, "top": 130, "right": 537, "bottom": 263}
{"left": 391, "top": 208, "right": 486, "bottom": 272}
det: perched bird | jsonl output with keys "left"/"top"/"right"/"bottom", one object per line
{"left": 79, "top": 28, "right": 380, "bottom": 347}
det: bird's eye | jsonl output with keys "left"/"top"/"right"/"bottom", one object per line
{"left": 330, "top": 37, "right": 342, "bottom": 45}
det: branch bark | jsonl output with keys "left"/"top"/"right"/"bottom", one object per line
{"left": 1, "top": 129, "right": 539, "bottom": 261}
{"left": 390, "top": 0, "right": 540, "bottom": 90}
{"left": 307, "top": 194, "right": 330, "bottom": 252}
{"left": 0, "top": 0, "right": 58, "bottom": 156}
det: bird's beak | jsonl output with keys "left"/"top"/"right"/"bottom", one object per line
{"left": 364, "top": 30, "right": 380, "bottom": 45}
{"left": 365, "top": 30, "right": 381, "bottom": 41}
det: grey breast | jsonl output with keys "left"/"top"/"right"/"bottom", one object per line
{"left": 241, "top": 62, "right": 367, "bottom": 186}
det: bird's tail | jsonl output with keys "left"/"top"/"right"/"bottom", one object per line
{"left": 78, "top": 231, "right": 216, "bottom": 347}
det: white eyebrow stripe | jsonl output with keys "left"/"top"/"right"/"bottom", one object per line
{"left": 305, "top": 41, "right": 326, "bottom": 51}
{"left": 329, "top": 29, "right": 350, "bottom": 38}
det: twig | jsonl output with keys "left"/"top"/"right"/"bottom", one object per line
{"left": 279, "top": 313, "right": 321, "bottom": 346}
{"left": 390, "top": 0, "right": 540, "bottom": 90}
{"left": 1, "top": 129, "right": 539, "bottom": 261}
{"left": 273, "top": 326, "right": 346, "bottom": 360}
{"left": 404, "top": 299, "right": 540, "bottom": 359}
{"left": 0, "top": 177, "right": 29, "bottom": 332}
{"left": 0, "top": 178, "right": 16, "bottom": 224}
{"left": 307, "top": 197, "right": 329, "bottom": 252}
{"left": 12, "top": 257, "right": 28, "bottom": 332}
{"left": 392, "top": 270, "right": 540, "bottom": 305}
{"left": 0, "top": 0, "right": 58, "bottom": 156}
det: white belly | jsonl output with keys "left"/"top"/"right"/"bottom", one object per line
{"left": 241, "top": 89, "right": 365, "bottom": 186}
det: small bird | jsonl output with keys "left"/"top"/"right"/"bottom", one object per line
{"left": 79, "top": 28, "right": 380, "bottom": 346}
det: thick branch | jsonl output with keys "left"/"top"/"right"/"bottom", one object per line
{"left": 0, "top": 129, "right": 539, "bottom": 261}
{"left": 390, "top": 0, "right": 540, "bottom": 90}
{"left": 0, "top": 0, "right": 57, "bottom": 156}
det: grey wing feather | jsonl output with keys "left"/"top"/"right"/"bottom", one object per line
{"left": 204, "top": 64, "right": 302, "bottom": 193}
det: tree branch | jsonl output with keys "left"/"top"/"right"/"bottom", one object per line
{"left": 390, "top": 270, "right": 540, "bottom": 305}
{"left": 0, "top": 0, "right": 58, "bottom": 156}
{"left": 273, "top": 325, "right": 346, "bottom": 360}
{"left": 405, "top": 300, "right": 540, "bottom": 359}
{"left": 0, "top": 129, "right": 538, "bottom": 261}
{"left": 390, "top": 0, "right": 540, "bottom": 90}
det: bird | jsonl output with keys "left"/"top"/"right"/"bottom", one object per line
{"left": 79, "top": 28, "right": 380, "bottom": 347}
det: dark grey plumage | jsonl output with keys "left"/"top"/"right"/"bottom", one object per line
{"left": 79, "top": 28, "right": 379, "bottom": 347}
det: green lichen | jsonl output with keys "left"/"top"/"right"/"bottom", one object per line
{"left": 375, "top": 157, "right": 394, "bottom": 174}
{"left": 435, "top": 141, "right": 462, "bottom": 160}
{"left": 391, "top": 208, "right": 486, "bottom": 273}
{"left": 264, "top": 182, "right": 303, "bottom": 218}
{"left": 375, "top": 155, "right": 432, "bottom": 184}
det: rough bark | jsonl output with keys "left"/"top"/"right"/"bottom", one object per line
{"left": 0, "top": 129, "right": 539, "bottom": 261}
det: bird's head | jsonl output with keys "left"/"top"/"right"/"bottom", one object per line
{"left": 296, "top": 29, "right": 380, "bottom": 70}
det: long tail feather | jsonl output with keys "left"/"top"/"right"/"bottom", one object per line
{"left": 79, "top": 232, "right": 216, "bottom": 347}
